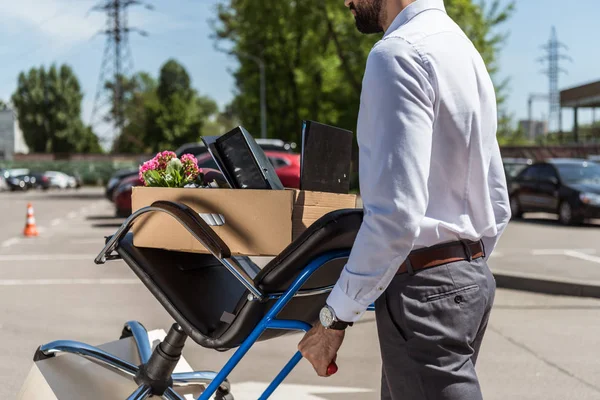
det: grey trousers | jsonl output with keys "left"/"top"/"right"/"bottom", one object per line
{"left": 375, "top": 256, "right": 496, "bottom": 400}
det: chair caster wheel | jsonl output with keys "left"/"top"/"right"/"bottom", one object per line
{"left": 33, "top": 346, "right": 54, "bottom": 362}
{"left": 215, "top": 390, "right": 234, "bottom": 400}
{"left": 214, "top": 379, "right": 233, "bottom": 400}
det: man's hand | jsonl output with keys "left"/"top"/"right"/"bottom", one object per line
{"left": 298, "top": 323, "right": 345, "bottom": 377}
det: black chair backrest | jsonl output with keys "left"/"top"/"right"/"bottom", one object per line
{"left": 254, "top": 209, "right": 363, "bottom": 293}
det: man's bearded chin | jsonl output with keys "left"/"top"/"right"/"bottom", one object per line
{"left": 352, "top": 0, "right": 384, "bottom": 34}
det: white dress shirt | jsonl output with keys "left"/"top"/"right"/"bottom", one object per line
{"left": 326, "top": 0, "right": 511, "bottom": 323}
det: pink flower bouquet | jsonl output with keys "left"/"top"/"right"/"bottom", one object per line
{"left": 139, "top": 151, "right": 204, "bottom": 188}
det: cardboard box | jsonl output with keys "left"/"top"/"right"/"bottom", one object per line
{"left": 18, "top": 330, "right": 203, "bottom": 400}
{"left": 131, "top": 187, "right": 359, "bottom": 256}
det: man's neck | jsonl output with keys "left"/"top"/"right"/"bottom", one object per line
{"left": 382, "top": 0, "right": 418, "bottom": 32}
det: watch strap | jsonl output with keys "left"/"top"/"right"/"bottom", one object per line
{"left": 328, "top": 319, "right": 353, "bottom": 330}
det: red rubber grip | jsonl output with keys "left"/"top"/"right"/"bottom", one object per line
{"left": 327, "top": 362, "right": 338, "bottom": 376}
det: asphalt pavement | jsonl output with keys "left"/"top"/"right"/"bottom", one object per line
{"left": 1, "top": 188, "right": 599, "bottom": 399}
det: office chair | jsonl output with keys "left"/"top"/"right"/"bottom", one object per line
{"left": 34, "top": 200, "right": 369, "bottom": 399}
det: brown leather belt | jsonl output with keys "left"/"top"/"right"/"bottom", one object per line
{"left": 397, "top": 240, "right": 485, "bottom": 275}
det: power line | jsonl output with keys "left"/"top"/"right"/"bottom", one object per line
{"left": 537, "top": 26, "right": 572, "bottom": 132}
{"left": 89, "top": 0, "right": 152, "bottom": 151}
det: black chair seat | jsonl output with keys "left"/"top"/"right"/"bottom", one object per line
{"left": 117, "top": 209, "right": 363, "bottom": 350}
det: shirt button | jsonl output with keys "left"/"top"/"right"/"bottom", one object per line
{"left": 454, "top": 295, "right": 463, "bottom": 304}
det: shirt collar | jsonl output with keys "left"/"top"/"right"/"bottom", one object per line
{"left": 383, "top": 0, "right": 447, "bottom": 37}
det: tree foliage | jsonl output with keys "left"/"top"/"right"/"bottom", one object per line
{"left": 11, "top": 64, "right": 102, "bottom": 153}
{"left": 110, "top": 72, "right": 160, "bottom": 153}
{"left": 213, "top": 0, "right": 515, "bottom": 143}
{"left": 111, "top": 60, "right": 225, "bottom": 153}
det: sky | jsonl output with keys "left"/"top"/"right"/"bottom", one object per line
{"left": 0, "top": 0, "right": 598, "bottom": 143}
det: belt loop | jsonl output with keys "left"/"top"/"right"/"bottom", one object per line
{"left": 461, "top": 240, "right": 473, "bottom": 262}
{"left": 405, "top": 256, "right": 415, "bottom": 276}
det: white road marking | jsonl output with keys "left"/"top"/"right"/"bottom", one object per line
{"left": 0, "top": 279, "right": 139, "bottom": 286}
{"left": 564, "top": 251, "right": 600, "bottom": 264}
{"left": 229, "top": 382, "right": 371, "bottom": 400}
{"left": 489, "top": 251, "right": 502, "bottom": 258}
{"left": 67, "top": 212, "right": 77, "bottom": 219}
{"left": 0, "top": 254, "right": 96, "bottom": 262}
{"left": 51, "top": 218, "right": 62, "bottom": 226}
{"left": 531, "top": 249, "right": 597, "bottom": 256}
{"left": 1, "top": 238, "right": 20, "bottom": 248}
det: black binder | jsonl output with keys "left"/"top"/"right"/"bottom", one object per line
{"left": 202, "top": 127, "right": 284, "bottom": 190}
{"left": 300, "top": 120, "right": 353, "bottom": 194}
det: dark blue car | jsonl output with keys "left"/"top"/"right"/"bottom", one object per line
{"left": 509, "top": 159, "right": 600, "bottom": 225}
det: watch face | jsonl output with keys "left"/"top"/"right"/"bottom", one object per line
{"left": 320, "top": 306, "right": 334, "bottom": 327}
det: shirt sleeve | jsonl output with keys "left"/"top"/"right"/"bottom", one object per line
{"left": 481, "top": 140, "right": 511, "bottom": 259}
{"left": 326, "top": 38, "right": 435, "bottom": 323}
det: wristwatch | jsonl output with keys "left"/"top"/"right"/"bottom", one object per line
{"left": 319, "top": 305, "right": 353, "bottom": 330}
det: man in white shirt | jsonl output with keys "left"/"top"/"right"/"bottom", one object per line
{"left": 298, "top": 0, "right": 510, "bottom": 398}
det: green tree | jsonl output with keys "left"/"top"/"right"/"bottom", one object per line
{"left": 213, "top": 0, "right": 515, "bottom": 144}
{"left": 111, "top": 72, "right": 159, "bottom": 153}
{"left": 11, "top": 64, "right": 102, "bottom": 153}
{"left": 202, "top": 103, "right": 242, "bottom": 136}
{"left": 110, "top": 64, "right": 223, "bottom": 153}
{"left": 145, "top": 59, "right": 219, "bottom": 152}
{"left": 0, "top": 99, "right": 7, "bottom": 111}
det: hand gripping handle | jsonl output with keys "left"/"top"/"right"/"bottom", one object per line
{"left": 327, "top": 362, "right": 338, "bottom": 376}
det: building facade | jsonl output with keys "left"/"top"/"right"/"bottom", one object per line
{"left": 0, "top": 109, "right": 28, "bottom": 160}
{"left": 519, "top": 120, "right": 549, "bottom": 140}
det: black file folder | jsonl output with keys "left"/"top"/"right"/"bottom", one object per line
{"left": 201, "top": 127, "right": 284, "bottom": 190}
{"left": 300, "top": 120, "right": 353, "bottom": 194}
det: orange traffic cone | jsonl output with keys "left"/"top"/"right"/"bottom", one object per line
{"left": 23, "top": 203, "right": 39, "bottom": 237}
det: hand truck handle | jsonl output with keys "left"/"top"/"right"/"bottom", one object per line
{"left": 327, "top": 361, "right": 338, "bottom": 376}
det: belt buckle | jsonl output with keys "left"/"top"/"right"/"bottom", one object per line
{"left": 405, "top": 256, "right": 415, "bottom": 276}
{"left": 460, "top": 240, "right": 473, "bottom": 262}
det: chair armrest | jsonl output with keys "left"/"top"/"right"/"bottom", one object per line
{"left": 150, "top": 200, "right": 231, "bottom": 259}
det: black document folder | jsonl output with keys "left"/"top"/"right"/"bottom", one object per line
{"left": 202, "top": 127, "right": 284, "bottom": 190}
{"left": 300, "top": 120, "right": 353, "bottom": 194}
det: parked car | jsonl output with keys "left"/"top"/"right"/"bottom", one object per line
{"left": 44, "top": 171, "right": 77, "bottom": 189}
{"left": 174, "top": 138, "right": 297, "bottom": 156}
{"left": 113, "top": 175, "right": 143, "bottom": 218}
{"left": 3, "top": 168, "right": 30, "bottom": 178}
{"left": 0, "top": 175, "right": 7, "bottom": 192}
{"left": 4, "top": 172, "right": 49, "bottom": 191}
{"left": 195, "top": 150, "right": 301, "bottom": 188}
{"left": 588, "top": 155, "right": 600, "bottom": 163}
{"left": 502, "top": 157, "right": 533, "bottom": 183}
{"left": 509, "top": 158, "right": 600, "bottom": 225}
{"left": 29, "top": 172, "right": 51, "bottom": 190}
{"left": 105, "top": 168, "right": 139, "bottom": 200}
{"left": 6, "top": 175, "right": 29, "bottom": 191}
{"left": 262, "top": 151, "right": 300, "bottom": 188}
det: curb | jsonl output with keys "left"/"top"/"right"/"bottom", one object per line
{"left": 492, "top": 269, "right": 600, "bottom": 298}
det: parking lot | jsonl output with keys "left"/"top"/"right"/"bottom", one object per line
{"left": 1, "top": 188, "right": 600, "bottom": 399}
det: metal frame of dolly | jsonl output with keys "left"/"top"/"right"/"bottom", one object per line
{"left": 197, "top": 249, "right": 375, "bottom": 400}
{"left": 35, "top": 201, "right": 374, "bottom": 399}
